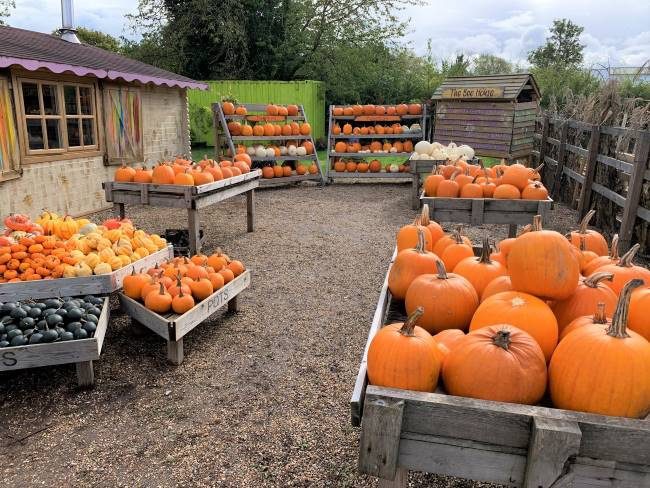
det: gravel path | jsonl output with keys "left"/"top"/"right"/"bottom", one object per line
{"left": 0, "top": 183, "right": 578, "bottom": 487}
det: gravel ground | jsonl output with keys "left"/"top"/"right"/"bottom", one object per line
{"left": 0, "top": 183, "right": 578, "bottom": 487}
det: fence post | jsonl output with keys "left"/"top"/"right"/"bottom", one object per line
{"left": 577, "top": 124, "right": 601, "bottom": 218}
{"left": 619, "top": 131, "right": 650, "bottom": 251}
{"left": 538, "top": 115, "right": 549, "bottom": 182}
{"left": 551, "top": 121, "right": 569, "bottom": 198}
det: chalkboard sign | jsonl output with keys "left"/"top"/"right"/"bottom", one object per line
{"left": 441, "top": 87, "right": 505, "bottom": 99}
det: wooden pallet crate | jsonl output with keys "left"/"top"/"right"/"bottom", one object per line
{"left": 118, "top": 270, "right": 251, "bottom": 365}
{"left": 103, "top": 171, "right": 260, "bottom": 255}
{"left": 409, "top": 158, "right": 480, "bottom": 209}
{"left": 421, "top": 193, "right": 553, "bottom": 237}
{"left": 351, "top": 252, "right": 650, "bottom": 487}
{"left": 0, "top": 245, "right": 173, "bottom": 301}
{"left": 0, "top": 297, "right": 110, "bottom": 387}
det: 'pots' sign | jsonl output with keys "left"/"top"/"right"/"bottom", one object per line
{"left": 441, "top": 87, "right": 505, "bottom": 99}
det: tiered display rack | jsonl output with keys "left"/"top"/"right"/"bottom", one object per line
{"left": 212, "top": 103, "right": 324, "bottom": 188}
{"left": 326, "top": 104, "right": 427, "bottom": 181}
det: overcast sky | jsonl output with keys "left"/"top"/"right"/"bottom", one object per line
{"left": 7, "top": 0, "right": 650, "bottom": 68}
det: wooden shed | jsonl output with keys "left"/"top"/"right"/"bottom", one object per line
{"left": 432, "top": 73, "right": 540, "bottom": 160}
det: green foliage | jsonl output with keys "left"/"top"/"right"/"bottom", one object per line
{"left": 0, "top": 0, "right": 14, "bottom": 26}
{"left": 528, "top": 19, "right": 585, "bottom": 68}
{"left": 472, "top": 54, "right": 514, "bottom": 76}
{"left": 531, "top": 66, "right": 601, "bottom": 107}
{"left": 618, "top": 79, "right": 650, "bottom": 101}
{"left": 52, "top": 27, "right": 123, "bottom": 53}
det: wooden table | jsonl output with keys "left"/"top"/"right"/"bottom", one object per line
{"left": 103, "top": 171, "right": 261, "bottom": 255}
{"left": 351, "top": 252, "right": 650, "bottom": 487}
{"left": 0, "top": 297, "right": 109, "bottom": 387}
{"left": 119, "top": 270, "right": 251, "bottom": 365}
{"left": 421, "top": 194, "right": 553, "bottom": 238}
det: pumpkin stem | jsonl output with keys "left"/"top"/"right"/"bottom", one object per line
{"left": 492, "top": 329, "right": 512, "bottom": 351}
{"left": 517, "top": 224, "right": 532, "bottom": 237}
{"left": 533, "top": 163, "right": 544, "bottom": 174}
{"left": 531, "top": 215, "right": 543, "bottom": 232}
{"left": 579, "top": 236, "right": 588, "bottom": 252}
{"left": 583, "top": 272, "right": 614, "bottom": 288}
{"left": 592, "top": 302, "right": 609, "bottom": 324}
{"left": 420, "top": 204, "right": 431, "bottom": 226}
{"left": 609, "top": 234, "right": 620, "bottom": 260}
{"left": 158, "top": 282, "right": 166, "bottom": 295}
{"left": 578, "top": 209, "right": 596, "bottom": 234}
{"left": 478, "top": 236, "right": 492, "bottom": 263}
{"left": 415, "top": 228, "right": 427, "bottom": 254}
{"left": 617, "top": 244, "right": 640, "bottom": 268}
{"left": 451, "top": 229, "right": 463, "bottom": 244}
{"left": 435, "top": 259, "right": 448, "bottom": 279}
{"left": 399, "top": 307, "right": 424, "bottom": 336}
{"left": 608, "top": 279, "right": 643, "bottom": 338}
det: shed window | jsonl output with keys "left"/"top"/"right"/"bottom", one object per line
{"left": 16, "top": 78, "right": 99, "bottom": 157}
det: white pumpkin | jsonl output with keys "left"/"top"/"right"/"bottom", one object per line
{"left": 410, "top": 123, "right": 421, "bottom": 132}
{"left": 246, "top": 146, "right": 256, "bottom": 156}
{"left": 414, "top": 141, "right": 432, "bottom": 155}
{"left": 390, "top": 147, "right": 398, "bottom": 153}
{"left": 401, "top": 125, "right": 410, "bottom": 133}
{"left": 287, "top": 145, "right": 298, "bottom": 156}
{"left": 388, "top": 164, "right": 400, "bottom": 173}
{"left": 458, "top": 144, "right": 475, "bottom": 160}
{"left": 296, "top": 146, "right": 307, "bottom": 157}
{"left": 79, "top": 223, "right": 98, "bottom": 235}
{"left": 280, "top": 145, "right": 288, "bottom": 155}
{"left": 265, "top": 148, "right": 276, "bottom": 158}
{"left": 255, "top": 146, "right": 267, "bottom": 159}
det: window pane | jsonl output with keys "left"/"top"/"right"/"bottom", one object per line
{"left": 45, "top": 119, "right": 62, "bottom": 149}
{"left": 64, "top": 85, "right": 78, "bottom": 114}
{"left": 67, "top": 119, "right": 80, "bottom": 147}
{"left": 82, "top": 118, "right": 95, "bottom": 146}
{"left": 79, "top": 87, "right": 93, "bottom": 115}
{"left": 26, "top": 119, "right": 44, "bottom": 149}
{"left": 42, "top": 84, "right": 59, "bottom": 115}
{"left": 22, "top": 83, "right": 40, "bottom": 115}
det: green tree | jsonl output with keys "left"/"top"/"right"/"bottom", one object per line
{"left": 471, "top": 54, "right": 513, "bottom": 75}
{"left": 52, "top": 27, "right": 123, "bottom": 53}
{"left": 0, "top": 0, "right": 14, "bottom": 25}
{"left": 528, "top": 19, "right": 585, "bottom": 68}
{"left": 441, "top": 54, "right": 470, "bottom": 77}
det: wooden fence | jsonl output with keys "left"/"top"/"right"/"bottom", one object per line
{"left": 532, "top": 116, "right": 650, "bottom": 253}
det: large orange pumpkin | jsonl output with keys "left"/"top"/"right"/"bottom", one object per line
{"left": 432, "top": 329, "right": 465, "bottom": 359}
{"left": 629, "top": 285, "right": 650, "bottom": 341}
{"left": 441, "top": 232, "right": 474, "bottom": 272}
{"left": 419, "top": 204, "right": 444, "bottom": 247}
{"left": 590, "top": 244, "right": 650, "bottom": 295}
{"left": 470, "top": 291, "right": 559, "bottom": 362}
{"left": 453, "top": 237, "right": 507, "bottom": 297}
{"left": 500, "top": 163, "right": 543, "bottom": 191}
{"left": 551, "top": 272, "right": 618, "bottom": 331}
{"left": 388, "top": 229, "right": 439, "bottom": 300}
{"left": 481, "top": 275, "right": 513, "bottom": 302}
{"left": 115, "top": 162, "right": 136, "bottom": 182}
{"left": 582, "top": 234, "right": 620, "bottom": 276}
{"left": 423, "top": 173, "right": 444, "bottom": 197}
{"left": 405, "top": 260, "right": 478, "bottom": 333}
{"left": 568, "top": 210, "right": 608, "bottom": 256}
{"left": 549, "top": 279, "right": 650, "bottom": 418}
{"left": 396, "top": 217, "right": 432, "bottom": 252}
{"left": 508, "top": 215, "right": 580, "bottom": 300}
{"left": 443, "top": 325, "right": 547, "bottom": 405}
{"left": 367, "top": 307, "right": 441, "bottom": 392}
{"left": 151, "top": 163, "right": 175, "bottom": 185}
{"left": 559, "top": 302, "right": 610, "bottom": 341}
{"left": 433, "top": 227, "right": 471, "bottom": 257}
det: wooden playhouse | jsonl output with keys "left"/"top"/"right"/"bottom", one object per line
{"left": 432, "top": 73, "right": 540, "bottom": 161}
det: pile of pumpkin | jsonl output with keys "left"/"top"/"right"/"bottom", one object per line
{"left": 368, "top": 207, "right": 650, "bottom": 418}
{"left": 332, "top": 123, "right": 421, "bottom": 136}
{"left": 226, "top": 120, "right": 311, "bottom": 137}
{"left": 261, "top": 163, "right": 319, "bottom": 179}
{"left": 332, "top": 104, "right": 422, "bottom": 117}
{"left": 333, "top": 139, "right": 414, "bottom": 155}
{"left": 332, "top": 159, "right": 408, "bottom": 174}
{"left": 0, "top": 212, "right": 167, "bottom": 282}
{"left": 423, "top": 160, "right": 549, "bottom": 200}
{"left": 242, "top": 141, "right": 315, "bottom": 159}
{"left": 222, "top": 102, "right": 301, "bottom": 118}
{"left": 122, "top": 251, "right": 245, "bottom": 315}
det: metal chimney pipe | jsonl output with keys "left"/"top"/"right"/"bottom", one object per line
{"left": 59, "top": 0, "right": 80, "bottom": 43}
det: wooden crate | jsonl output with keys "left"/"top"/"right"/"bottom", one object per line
{"left": 118, "top": 270, "right": 251, "bottom": 364}
{"left": 421, "top": 194, "right": 552, "bottom": 237}
{"left": 0, "top": 245, "right": 173, "bottom": 301}
{"left": 0, "top": 297, "right": 110, "bottom": 387}
{"left": 351, "top": 253, "right": 650, "bottom": 487}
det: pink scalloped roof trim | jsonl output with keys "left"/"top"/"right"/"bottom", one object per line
{"left": 0, "top": 56, "right": 208, "bottom": 90}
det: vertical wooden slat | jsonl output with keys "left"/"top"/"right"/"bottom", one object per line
{"left": 246, "top": 189, "right": 255, "bottom": 232}
{"left": 551, "top": 121, "right": 569, "bottom": 197}
{"left": 619, "top": 131, "right": 650, "bottom": 251}
{"left": 577, "top": 124, "right": 600, "bottom": 218}
{"left": 538, "top": 116, "right": 549, "bottom": 183}
{"left": 75, "top": 361, "right": 94, "bottom": 387}
{"left": 187, "top": 208, "right": 201, "bottom": 255}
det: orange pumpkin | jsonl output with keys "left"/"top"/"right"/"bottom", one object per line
{"left": 388, "top": 229, "right": 439, "bottom": 300}
{"left": 396, "top": 217, "right": 432, "bottom": 252}
{"left": 582, "top": 234, "right": 620, "bottom": 276}
{"left": 500, "top": 163, "right": 543, "bottom": 191}
{"left": 521, "top": 181, "right": 548, "bottom": 200}
{"left": 454, "top": 237, "right": 507, "bottom": 297}
{"left": 493, "top": 184, "right": 521, "bottom": 199}
{"left": 152, "top": 163, "right": 175, "bottom": 185}
{"left": 144, "top": 282, "right": 172, "bottom": 313}
{"left": 568, "top": 209, "right": 609, "bottom": 256}
{"left": 115, "top": 162, "right": 136, "bottom": 182}
{"left": 172, "top": 288, "right": 195, "bottom": 314}
{"left": 432, "top": 329, "right": 465, "bottom": 359}
{"left": 559, "top": 302, "right": 610, "bottom": 341}
{"left": 423, "top": 173, "right": 444, "bottom": 197}
{"left": 419, "top": 205, "right": 444, "bottom": 247}
{"left": 368, "top": 160, "right": 381, "bottom": 173}
{"left": 481, "top": 275, "right": 513, "bottom": 302}
{"left": 594, "top": 244, "right": 650, "bottom": 295}
{"left": 441, "top": 231, "right": 474, "bottom": 272}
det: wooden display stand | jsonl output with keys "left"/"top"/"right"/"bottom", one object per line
{"left": 0, "top": 246, "right": 173, "bottom": 301}
{"left": 103, "top": 171, "right": 260, "bottom": 255}
{"left": 0, "top": 297, "right": 110, "bottom": 387}
{"left": 118, "top": 270, "right": 251, "bottom": 365}
{"left": 326, "top": 104, "right": 427, "bottom": 182}
{"left": 421, "top": 194, "right": 552, "bottom": 237}
{"left": 212, "top": 103, "right": 324, "bottom": 188}
{"left": 409, "top": 158, "right": 479, "bottom": 209}
{"left": 351, "top": 253, "right": 650, "bottom": 487}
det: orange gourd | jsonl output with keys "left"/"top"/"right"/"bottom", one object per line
{"left": 521, "top": 181, "right": 548, "bottom": 200}
{"left": 594, "top": 244, "right": 650, "bottom": 295}
{"left": 172, "top": 288, "right": 195, "bottom": 314}
{"left": 218, "top": 267, "right": 235, "bottom": 284}
{"left": 396, "top": 217, "right": 432, "bottom": 252}
{"left": 145, "top": 282, "right": 172, "bottom": 313}
{"left": 441, "top": 231, "right": 474, "bottom": 272}
{"left": 133, "top": 166, "right": 153, "bottom": 183}
{"left": 115, "top": 162, "right": 136, "bottom": 182}
{"left": 189, "top": 278, "right": 213, "bottom": 301}
{"left": 369, "top": 160, "right": 381, "bottom": 173}
{"left": 405, "top": 260, "right": 478, "bottom": 333}
{"left": 550, "top": 280, "right": 650, "bottom": 418}
{"left": 388, "top": 229, "right": 439, "bottom": 300}
{"left": 567, "top": 209, "right": 609, "bottom": 256}
{"left": 419, "top": 205, "right": 444, "bottom": 247}
{"left": 152, "top": 163, "right": 175, "bottom": 185}
{"left": 208, "top": 271, "right": 225, "bottom": 291}
{"left": 123, "top": 268, "right": 149, "bottom": 300}
{"left": 493, "top": 184, "right": 521, "bottom": 199}
{"left": 559, "top": 302, "right": 610, "bottom": 341}
{"left": 481, "top": 275, "right": 513, "bottom": 302}
{"left": 174, "top": 170, "right": 194, "bottom": 186}
{"left": 453, "top": 237, "right": 507, "bottom": 297}
{"left": 500, "top": 163, "right": 543, "bottom": 191}
{"left": 367, "top": 307, "right": 441, "bottom": 392}
{"left": 582, "top": 234, "right": 620, "bottom": 275}
{"left": 432, "top": 329, "right": 465, "bottom": 359}
{"left": 227, "top": 260, "right": 245, "bottom": 276}
{"left": 423, "top": 172, "right": 444, "bottom": 197}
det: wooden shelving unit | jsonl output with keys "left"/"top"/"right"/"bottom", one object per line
{"left": 325, "top": 104, "right": 428, "bottom": 181}
{"left": 212, "top": 103, "right": 324, "bottom": 188}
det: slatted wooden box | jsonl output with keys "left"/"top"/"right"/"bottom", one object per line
{"left": 118, "top": 270, "right": 251, "bottom": 365}
{"left": 351, "top": 253, "right": 650, "bottom": 487}
{"left": 0, "top": 246, "right": 173, "bottom": 301}
{"left": 0, "top": 297, "right": 109, "bottom": 387}
{"left": 408, "top": 158, "right": 479, "bottom": 209}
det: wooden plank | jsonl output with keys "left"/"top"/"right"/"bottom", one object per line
{"left": 246, "top": 189, "right": 255, "bottom": 232}
{"left": 258, "top": 173, "right": 322, "bottom": 187}
{"left": 358, "top": 396, "right": 405, "bottom": 480}
{"left": 577, "top": 124, "right": 600, "bottom": 217}
{"left": 597, "top": 153, "right": 633, "bottom": 174}
{"left": 173, "top": 270, "right": 251, "bottom": 339}
{"left": 167, "top": 340, "right": 183, "bottom": 365}
{"left": 378, "top": 468, "right": 407, "bottom": 488}
{"left": 436, "top": 112, "right": 514, "bottom": 122}
{"left": 75, "top": 361, "right": 94, "bottom": 386}
{"left": 250, "top": 154, "right": 317, "bottom": 162}
{"left": 435, "top": 123, "right": 514, "bottom": 134}
{"left": 330, "top": 171, "right": 413, "bottom": 180}
{"left": 118, "top": 293, "right": 171, "bottom": 340}
{"left": 565, "top": 143, "right": 589, "bottom": 158}
{"left": 435, "top": 129, "right": 512, "bottom": 141}
{"left": 231, "top": 135, "right": 311, "bottom": 142}
{"left": 600, "top": 126, "right": 641, "bottom": 138}
{"left": 440, "top": 86, "right": 505, "bottom": 99}
{"left": 193, "top": 179, "right": 259, "bottom": 209}
{"left": 592, "top": 183, "right": 626, "bottom": 207}
{"left": 547, "top": 137, "right": 560, "bottom": 147}
{"left": 551, "top": 122, "right": 569, "bottom": 197}
{"left": 563, "top": 166, "right": 585, "bottom": 184}
{"left": 332, "top": 133, "right": 424, "bottom": 140}
{"left": 619, "top": 132, "right": 650, "bottom": 250}
{"left": 470, "top": 198, "right": 484, "bottom": 226}
{"left": 523, "top": 417, "right": 582, "bottom": 488}
{"left": 544, "top": 156, "right": 558, "bottom": 167}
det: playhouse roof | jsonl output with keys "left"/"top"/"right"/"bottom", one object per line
{"left": 432, "top": 73, "right": 540, "bottom": 101}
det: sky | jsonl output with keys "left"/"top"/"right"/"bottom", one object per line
{"left": 6, "top": 0, "right": 650, "bottom": 68}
